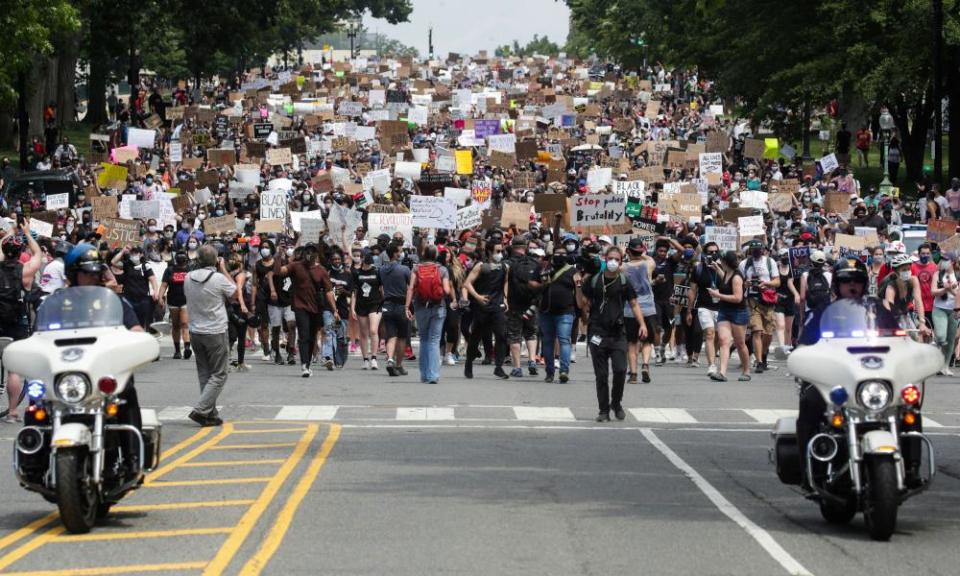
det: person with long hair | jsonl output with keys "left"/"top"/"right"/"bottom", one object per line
{"left": 352, "top": 249, "right": 384, "bottom": 370}
{"left": 225, "top": 252, "right": 251, "bottom": 371}
{"left": 707, "top": 250, "right": 751, "bottom": 382}
{"left": 277, "top": 244, "right": 336, "bottom": 378}
{"left": 441, "top": 243, "right": 466, "bottom": 365}
{"left": 158, "top": 251, "right": 192, "bottom": 359}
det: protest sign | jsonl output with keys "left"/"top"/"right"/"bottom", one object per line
{"left": 571, "top": 194, "right": 626, "bottom": 229}
{"left": 738, "top": 215, "right": 765, "bottom": 237}
{"left": 256, "top": 219, "right": 285, "bottom": 234}
{"left": 128, "top": 128, "right": 156, "bottom": 149}
{"left": 260, "top": 190, "right": 287, "bottom": 220}
{"left": 939, "top": 234, "right": 960, "bottom": 257}
{"left": 927, "top": 219, "right": 957, "bottom": 243}
{"left": 455, "top": 150, "right": 473, "bottom": 175}
{"left": 534, "top": 193, "right": 568, "bottom": 214}
{"left": 456, "top": 204, "right": 483, "bottom": 231}
{"left": 824, "top": 193, "right": 850, "bottom": 215}
{"left": 443, "top": 187, "right": 471, "bottom": 206}
{"left": 739, "top": 190, "right": 768, "bottom": 210}
{"left": 670, "top": 284, "right": 691, "bottom": 308}
{"left": 289, "top": 210, "right": 324, "bottom": 233}
{"left": 30, "top": 219, "right": 54, "bottom": 238}
{"left": 705, "top": 226, "right": 739, "bottom": 252}
{"left": 487, "top": 133, "right": 516, "bottom": 154}
{"left": 789, "top": 246, "right": 811, "bottom": 280}
{"left": 501, "top": 202, "right": 532, "bottom": 228}
{"left": 743, "top": 138, "right": 765, "bottom": 159}
{"left": 129, "top": 200, "right": 160, "bottom": 220}
{"left": 91, "top": 196, "right": 119, "bottom": 221}
{"left": 490, "top": 151, "right": 515, "bottom": 170}
{"left": 614, "top": 180, "right": 645, "bottom": 198}
{"left": 471, "top": 179, "right": 492, "bottom": 204}
{"left": 699, "top": 152, "right": 723, "bottom": 185}
{"left": 854, "top": 226, "right": 881, "bottom": 246}
{"left": 203, "top": 214, "right": 236, "bottom": 236}
{"left": 266, "top": 147, "right": 292, "bottom": 166}
{"left": 395, "top": 161, "right": 422, "bottom": 181}
{"left": 368, "top": 213, "right": 413, "bottom": 241}
{"left": 410, "top": 195, "right": 457, "bottom": 229}
{"left": 819, "top": 153, "right": 839, "bottom": 174}
{"left": 836, "top": 233, "right": 866, "bottom": 252}
{"left": 586, "top": 167, "right": 612, "bottom": 192}
{"left": 97, "top": 163, "right": 128, "bottom": 189}
{"left": 362, "top": 168, "right": 391, "bottom": 193}
{"left": 208, "top": 148, "right": 236, "bottom": 166}
{"left": 45, "top": 193, "right": 69, "bottom": 211}
{"left": 769, "top": 193, "right": 795, "bottom": 213}
{"left": 513, "top": 171, "right": 537, "bottom": 190}
{"left": 169, "top": 141, "right": 183, "bottom": 163}
{"left": 298, "top": 216, "right": 326, "bottom": 245}
{"left": 101, "top": 218, "right": 142, "bottom": 249}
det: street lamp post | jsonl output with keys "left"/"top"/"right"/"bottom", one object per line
{"left": 346, "top": 17, "right": 362, "bottom": 59}
{"left": 878, "top": 107, "right": 895, "bottom": 196}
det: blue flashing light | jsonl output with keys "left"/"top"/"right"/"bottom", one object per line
{"left": 26, "top": 380, "right": 45, "bottom": 400}
{"left": 829, "top": 386, "right": 849, "bottom": 406}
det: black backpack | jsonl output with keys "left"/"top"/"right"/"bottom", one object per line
{"left": 0, "top": 262, "right": 25, "bottom": 325}
{"left": 805, "top": 269, "right": 832, "bottom": 311}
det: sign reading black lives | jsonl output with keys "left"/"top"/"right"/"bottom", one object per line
{"left": 253, "top": 122, "right": 273, "bottom": 139}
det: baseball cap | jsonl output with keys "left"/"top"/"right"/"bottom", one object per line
{"left": 598, "top": 235, "right": 613, "bottom": 245}
{"left": 628, "top": 237, "right": 646, "bottom": 253}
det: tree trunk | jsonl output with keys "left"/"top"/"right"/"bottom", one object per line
{"left": 949, "top": 46, "right": 960, "bottom": 179}
{"left": 55, "top": 31, "right": 80, "bottom": 126}
{"left": 894, "top": 93, "right": 934, "bottom": 184}
{"left": 0, "top": 106, "right": 15, "bottom": 152}
{"left": 84, "top": 8, "right": 109, "bottom": 127}
{"left": 17, "top": 71, "right": 29, "bottom": 169}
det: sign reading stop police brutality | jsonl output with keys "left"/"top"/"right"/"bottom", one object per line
{"left": 260, "top": 190, "right": 287, "bottom": 220}
{"left": 572, "top": 194, "right": 626, "bottom": 228}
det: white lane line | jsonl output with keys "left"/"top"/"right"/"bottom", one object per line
{"left": 396, "top": 407, "right": 456, "bottom": 421}
{"left": 512, "top": 406, "right": 576, "bottom": 421}
{"left": 339, "top": 424, "right": 773, "bottom": 432}
{"left": 640, "top": 428, "right": 813, "bottom": 576}
{"left": 744, "top": 409, "right": 798, "bottom": 424}
{"left": 274, "top": 405, "right": 339, "bottom": 421}
{"left": 924, "top": 417, "right": 944, "bottom": 428}
{"left": 629, "top": 408, "right": 698, "bottom": 424}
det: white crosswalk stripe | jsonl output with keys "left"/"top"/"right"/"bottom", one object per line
{"left": 396, "top": 407, "right": 456, "bottom": 421}
{"left": 743, "top": 409, "right": 798, "bottom": 424}
{"left": 629, "top": 408, "right": 698, "bottom": 424}
{"left": 512, "top": 407, "right": 576, "bottom": 421}
{"left": 275, "top": 405, "right": 340, "bottom": 421}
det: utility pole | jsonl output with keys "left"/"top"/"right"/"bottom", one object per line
{"left": 428, "top": 26, "right": 434, "bottom": 60}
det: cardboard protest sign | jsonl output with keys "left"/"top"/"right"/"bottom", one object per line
{"left": 367, "top": 213, "right": 413, "bottom": 241}
{"left": 777, "top": 179, "right": 801, "bottom": 197}
{"left": 514, "top": 171, "right": 538, "bottom": 190}
{"left": 181, "top": 157, "right": 203, "bottom": 171}
{"left": 410, "top": 195, "right": 457, "bottom": 229}
{"left": 91, "top": 196, "right": 119, "bottom": 221}
{"left": 706, "top": 131, "right": 728, "bottom": 154}
{"left": 743, "top": 138, "right": 766, "bottom": 160}
{"left": 854, "top": 226, "right": 881, "bottom": 246}
{"left": 571, "top": 194, "right": 627, "bottom": 230}
{"left": 927, "top": 218, "right": 958, "bottom": 243}
{"left": 204, "top": 214, "right": 236, "bottom": 236}
{"left": 172, "top": 194, "right": 193, "bottom": 214}
{"left": 501, "top": 202, "right": 532, "bottom": 228}
{"left": 939, "top": 234, "right": 960, "bottom": 257}
{"left": 101, "top": 218, "right": 142, "bottom": 249}
{"left": 534, "top": 193, "right": 568, "bottom": 214}
{"left": 665, "top": 148, "right": 687, "bottom": 170}
{"left": 515, "top": 140, "right": 538, "bottom": 162}
{"left": 737, "top": 215, "right": 765, "bottom": 237}
{"left": 256, "top": 219, "right": 285, "bottom": 234}
{"left": 769, "top": 193, "right": 795, "bottom": 213}
{"left": 823, "top": 193, "right": 850, "bottom": 215}
{"left": 490, "top": 151, "right": 515, "bottom": 170}
{"left": 260, "top": 191, "right": 288, "bottom": 220}
{"left": 207, "top": 149, "right": 236, "bottom": 167}
{"left": 45, "top": 193, "right": 69, "bottom": 211}
{"left": 836, "top": 233, "right": 867, "bottom": 251}
{"left": 705, "top": 226, "right": 739, "bottom": 252}
{"left": 266, "top": 147, "right": 292, "bottom": 166}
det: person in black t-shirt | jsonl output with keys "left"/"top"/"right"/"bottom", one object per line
{"left": 352, "top": 253, "right": 384, "bottom": 370}
{"left": 651, "top": 236, "right": 683, "bottom": 365}
{"left": 576, "top": 246, "right": 646, "bottom": 422}
{"left": 111, "top": 245, "right": 159, "bottom": 329}
{"left": 159, "top": 251, "right": 191, "bottom": 359}
{"left": 538, "top": 245, "right": 577, "bottom": 382}
{"left": 324, "top": 251, "right": 354, "bottom": 369}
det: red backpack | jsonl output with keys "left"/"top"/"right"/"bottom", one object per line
{"left": 415, "top": 263, "right": 445, "bottom": 303}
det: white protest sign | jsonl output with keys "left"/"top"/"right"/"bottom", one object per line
{"left": 443, "top": 187, "right": 472, "bottom": 206}
{"left": 410, "top": 195, "right": 457, "bottom": 229}
{"left": 290, "top": 209, "right": 324, "bottom": 232}
{"left": 613, "top": 180, "right": 645, "bottom": 198}
{"left": 362, "top": 168, "right": 392, "bottom": 193}
{"left": 31, "top": 219, "right": 54, "bottom": 238}
{"left": 739, "top": 190, "right": 768, "bottom": 209}
{"left": 408, "top": 106, "right": 429, "bottom": 126}
{"left": 487, "top": 133, "right": 516, "bottom": 154}
{"left": 367, "top": 213, "right": 413, "bottom": 241}
{"left": 129, "top": 200, "right": 160, "bottom": 220}
{"left": 235, "top": 166, "right": 261, "bottom": 185}
{"left": 354, "top": 126, "right": 376, "bottom": 141}
{"left": 705, "top": 226, "right": 739, "bottom": 252}
{"left": 412, "top": 148, "right": 430, "bottom": 163}
{"left": 128, "top": 128, "right": 156, "bottom": 149}
{"left": 586, "top": 167, "right": 613, "bottom": 192}
{"left": 571, "top": 194, "right": 626, "bottom": 228}
{"left": 368, "top": 89, "right": 386, "bottom": 108}
{"left": 819, "top": 153, "right": 839, "bottom": 174}
{"left": 169, "top": 141, "right": 183, "bottom": 163}
{"left": 299, "top": 216, "right": 326, "bottom": 245}
{"left": 260, "top": 190, "right": 288, "bottom": 220}
{"left": 699, "top": 152, "right": 723, "bottom": 175}
{"left": 738, "top": 215, "right": 766, "bottom": 237}
{"left": 394, "top": 161, "right": 422, "bottom": 181}
{"left": 45, "top": 193, "right": 69, "bottom": 210}
{"left": 436, "top": 155, "right": 456, "bottom": 173}
{"left": 456, "top": 204, "right": 483, "bottom": 230}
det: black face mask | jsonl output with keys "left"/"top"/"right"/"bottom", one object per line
{"left": 552, "top": 255, "right": 567, "bottom": 267}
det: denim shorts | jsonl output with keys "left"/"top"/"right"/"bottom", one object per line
{"left": 717, "top": 306, "right": 749, "bottom": 326}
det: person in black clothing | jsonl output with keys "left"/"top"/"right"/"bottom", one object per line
{"left": 148, "top": 87, "right": 166, "bottom": 123}
{"left": 158, "top": 251, "right": 191, "bottom": 359}
{"left": 463, "top": 240, "right": 510, "bottom": 379}
{"left": 506, "top": 237, "right": 541, "bottom": 377}
{"left": 352, "top": 252, "right": 383, "bottom": 370}
{"left": 576, "top": 246, "right": 646, "bottom": 422}
{"left": 111, "top": 245, "right": 159, "bottom": 329}
{"left": 538, "top": 244, "right": 578, "bottom": 383}
{"left": 652, "top": 237, "right": 683, "bottom": 364}
{"left": 251, "top": 241, "right": 278, "bottom": 362}
{"left": 269, "top": 244, "right": 297, "bottom": 365}
{"left": 325, "top": 250, "right": 354, "bottom": 369}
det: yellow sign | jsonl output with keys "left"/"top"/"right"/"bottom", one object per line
{"left": 455, "top": 150, "right": 473, "bottom": 175}
{"left": 97, "top": 163, "right": 128, "bottom": 189}
{"left": 763, "top": 138, "right": 779, "bottom": 160}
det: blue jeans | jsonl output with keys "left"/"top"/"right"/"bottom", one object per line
{"left": 414, "top": 304, "right": 446, "bottom": 382}
{"left": 322, "top": 311, "right": 348, "bottom": 366}
{"left": 539, "top": 313, "right": 574, "bottom": 375}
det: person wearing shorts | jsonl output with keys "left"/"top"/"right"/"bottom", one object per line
{"left": 623, "top": 238, "right": 659, "bottom": 383}
{"left": 689, "top": 242, "right": 722, "bottom": 375}
{"left": 378, "top": 243, "right": 411, "bottom": 376}
{"left": 266, "top": 244, "right": 297, "bottom": 365}
{"left": 159, "top": 251, "right": 191, "bottom": 359}
{"left": 352, "top": 254, "right": 384, "bottom": 370}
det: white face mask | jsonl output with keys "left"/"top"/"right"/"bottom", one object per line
{"left": 899, "top": 271, "right": 912, "bottom": 281}
{"left": 260, "top": 248, "right": 272, "bottom": 258}
{"left": 129, "top": 255, "right": 141, "bottom": 265}
{"left": 565, "top": 243, "right": 576, "bottom": 252}
{"left": 492, "top": 252, "right": 504, "bottom": 263}
{"left": 606, "top": 259, "right": 621, "bottom": 273}
{"left": 187, "top": 243, "right": 198, "bottom": 251}
{"left": 286, "top": 248, "right": 294, "bottom": 257}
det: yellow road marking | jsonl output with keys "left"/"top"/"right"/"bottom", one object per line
{"left": 113, "top": 499, "right": 255, "bottom": 512}
{"left": 1, "top": 561, "right": 208, "bottom": 576}
{"left": 147, "top": 477, "right": 272, "bottom": 488}
{"left": 239, "top": 424, "right": 341, "bottom": 576}
{"left": 230, "top": 427, "right": 307, "bottom": 435}
{"left": 0, "top": 427, "right": 212, "bottom": 554}
{"left": 54, "top": 526, "right": 233, "bottom": 543}
{"left": 202, "top": 424, "right": 319, "bottom": 576}
{"left": 178, "top": 459, "right": 286, "bottom": 468}
{"left": 146, "top": 424, "right": 235, "bottom": 483}
{"left": 208, "top": 442, "right": 298, "bottom": 450}
{"left": 0, "top": 526, "right": 64, "bottom": 572}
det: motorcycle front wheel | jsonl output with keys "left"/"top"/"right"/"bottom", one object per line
{"left": 863, "top": 456, "right": 898, "bottom": 541}
{"left": 819, "top": 496, "right": 857, "bottom": 524}
{"left": 55, "top": 448, "right": 98, "bottom": 534}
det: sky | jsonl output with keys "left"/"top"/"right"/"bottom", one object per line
{"left": 363, "top": 0, "right": 571, "bottom": 58}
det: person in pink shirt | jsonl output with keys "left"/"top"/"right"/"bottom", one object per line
{"left": 912, "top": 243, "right": 942, "bottom": 331}
{"left": 945, "top": 177, "right": 960, "bottom": 220}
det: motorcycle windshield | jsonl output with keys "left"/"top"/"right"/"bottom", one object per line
{"left": 819, "top": 299, "right": 874, "bottom": 338}
{"left": 35, "top": 286, "right": 125, "bottom": 332}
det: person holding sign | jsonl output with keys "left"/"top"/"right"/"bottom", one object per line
{"left": 575, "top": 245, "right": 646, "bottom": 422}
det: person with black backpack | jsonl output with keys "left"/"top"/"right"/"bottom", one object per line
{"left": 575, "top": 245, "right": 646, "bottom": 422}
{"left": 0, "top": 222, "right": 44, "bottom": 423}
{"left": 799, "top": 250, "right": 833, "bottom": 319}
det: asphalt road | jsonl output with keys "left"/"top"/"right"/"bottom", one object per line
{"left": 0, "top": 341, "right": 958, "bottom": 575}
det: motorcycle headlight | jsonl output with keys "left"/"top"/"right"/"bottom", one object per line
{"left": 56, "top": 373, "right": 90, "bottom": 404}
{"left": 857, "top": 380, "right": 892, "bottom": 411}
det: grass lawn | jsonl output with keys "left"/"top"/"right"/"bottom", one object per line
{"left": 1, "top": 122, "right": 95, "bottom": 167}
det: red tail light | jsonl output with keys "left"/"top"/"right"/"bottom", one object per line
{"left": 97, "top": 377, "right": 117, "bottom": 395}
{"left": 901, "top": 385, "right": 920, "bottom": 405}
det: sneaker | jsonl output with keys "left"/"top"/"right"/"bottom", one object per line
{"left": 172, "top": 350, "right": 182, "bottom": 360}
{"left": 559, "top": 372, "right": 569, "bottom": 383}
{"left": 521, "top": 347, "right": 528, "bottom": 358}
{"left": 405, "top": 346, "right": 416, "bottom": 361}
{"left": 350, "top": 342, "right": 359, "bottom": 354}
{"left": 287, "top": 353, "right": 297, "bottom": 365}
{"left": 628, "top": 372, "right": 638, "bottom": 384}
{"left": 261, "top": 351, "right": 272, "bottom": 362}
{"left": 464, "top": 363, "right": 473, "bottom": 379}
{"left": 494, "top": 367, "right": 510, "bottom": 379}
{"left": 595, "top": 412, "right": 611, "bottom": 423}
{"left": 941, "top": 367, "right": 954, "bottom": 376}
{"left": 613, "top": 407, "right": 626, "bottom": 421}
{"left": 707, "top": 363, "right": 718, "bottom": 376}
{"left": 274, "top": 353, "right": 284, "bottom": 365}
{"left": 397, "top": 366, "right": 408, "bottom": 376}
{"left": 544, "top": 373, "right": 555, "bottom": 383}
{"left": 301, "top": 365, "right": 312, "bottom": 378}
{"left": 641, "top": 364, "right": 651, "bottom": 384}
{"left": 665, "top": 346, "right": 675, "bottom": 360}
{"left": 188, "top": 410, "right": 216, "bottom": 427}
{"left": 445, "top": 353, "right": 456, "bottom": 366}
{"left": 183, "top": 346, "right": 192, "bottom": 360}
{"left": 236, "top": 363, "right": 250, "bottom": 373}
{"left": 510, "top": 367, "right": 523, "bottom": 378}
{"left": 527, "top": 360, "right": 538, "bottom": 376}
{"left": 386, "top": 359, "right": 397, "bottom": 377}
{"left": 654, "top": 355, "right": 665, "bottom": 367}
{"left": 323, "top": 357, "right": 334, "bottom": 371}
{"left": 755, "top": 361, "right": 766, "bottom": 374}
{"left": 362, "top": 359, "right": 370, "bottom": 370}
{"left": 570, "top": 351, "right": 577, "bottom": 363}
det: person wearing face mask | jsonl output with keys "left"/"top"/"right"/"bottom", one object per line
{"left": 799, "top": 249, "right": 832, "bottom": 322}
{"left": 175, "top": 215, "right": 205, "bottom": 249}
{"left": 622, "top": 238, "right": 658, "bottom": 384}
{"left": 324, "top": 250, "right": 354, "bottom": 369}
{"left": 772, "top": 248, "right": 799, "bottom": 357}
{"left": 463, "top": 241, "right": 510, "bottom": 379}
{"left": 932, "top": 256, "right": 959, "bottom": 375}
{"left": 505, "top": 237, "right": 541, "bottom": 378}
{"left": 738, "top": 239, "right": 780, "bottom": 373}
{"left": 185, "top": 237, "right": 201, "bottom": 264}
{"left": 673, "top": 237, "right": 702, "bottom": 368}
{"left": 110, "top": 245, "right": 160, "bottom": 330}
{"left": 158, "top": 251, "right": 192, "bottom": 359}
{"left": 251, "top": 241, "right": 278, "bottom": 362}
{"left": 538, "top": 245, "right": 579, "bottom": 383}
{"left": 881, "top": 253, "right": 929, "bottom": 339}
{"left": 575, "top": 246, "right": 646, "bottom": 422}
{"left": 912, "top": 243, "right": 940, "bottom": 331}
{"left": 352, "top": 250, "right": 384, "bottom": 370}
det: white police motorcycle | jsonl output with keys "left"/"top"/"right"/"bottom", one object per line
{"left": 5, "top": 286, "right": 162, "bottom": 533}
{"left": 771, "top": 299, "right": 940, "bottom": 540}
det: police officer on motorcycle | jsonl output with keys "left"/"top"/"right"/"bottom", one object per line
{"left": 63, "top": 243, "right": 146, "bottom": 475}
